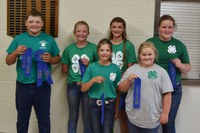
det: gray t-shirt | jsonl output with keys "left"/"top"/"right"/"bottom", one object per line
{"left": 120, "top": 64, "right": 173, "bottom": 128}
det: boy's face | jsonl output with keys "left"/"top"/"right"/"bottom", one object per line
{"left": 25, "top": 15, "right": 43, "bottom": 36}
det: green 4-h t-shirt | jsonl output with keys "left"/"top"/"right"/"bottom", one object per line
{"left": 147, "top": 36, "right": 190, "bottom": 82}
{"left": 61, "top": 42, "right": 98, "bottom": 84}
{"left": 82, "top": 61, "right": 121, "bottom": 99}
{"left": 112, "top": 40, "right": 137, "bottom": 73}
{"left": 6, "top": 32, "right": 60, "bottom": 84}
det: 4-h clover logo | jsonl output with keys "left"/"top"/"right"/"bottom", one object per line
{"left": 112, "top": 51, "right": 123, "bottom": 69}
{"left": 148, "top": 71, "right": 157, "bottom": 79}
{"left": 168, "top": 45, "right": 176, "bottom": 54}
{"left": 39, "top": 40, "right": 47, "bottom": 49}
{"left": 109, "top": 73, "right": 116, "bottom": 81}
{"left": 71, "top": 54, "right": 89, "bottom": 73}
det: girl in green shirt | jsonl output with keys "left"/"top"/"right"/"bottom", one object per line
{"left": 147, "top": 15, "right": 191, "bottom": 133}
{"left": 81, "top": 38, "right": 121, "bottom": 133}
{"left": 109, "top": 17, "right": 137, "bottom": 133}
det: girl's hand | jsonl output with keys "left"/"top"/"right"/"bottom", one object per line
{"left": 42, "top": 52, "right": 51, "bottom": 63}
{"left": 127, "top": 74, "right": 138, "bottom": 82}
{"left": 15, "top": 45, "right": 27, "bottom": 55}
{"left": 92, "top": 76, "right": 105, "bottom": 83}
{"left": 172, "top": 58, "right": 182, "bottom": 69}
{"left": 160, "top": 112, "right": 168, "bottom": 124}
{"left": 172, "top": 58, "right": 191, "bottom": 74}
{"left": 81, "top": 58, "right": 90, "bottom": 66}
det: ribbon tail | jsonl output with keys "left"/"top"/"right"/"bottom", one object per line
{"left": 21, "top": 54, "right": 26, "bottom": 70}
{"left": 25, "top": 48, "right": 33, "bottom": 77}
{"left": 101, "top": 93, "right": 105, "bottom": 126}
{"left": 37, "top": 62, "right": 43, "bottom": 87}
{"left": 43, "top": 63, "right": 53, "bottom": 85}
{"left": 79, "top": 59, "right": 86, "bottom": 78}
{"left": 133, "top": 78, "right": 141, "bottom": 109}
{"left": 21, "top": 48, "right": 33, "bottom": 77}
{"left": 169, "top": 61, "right": 177, "bottom": 88}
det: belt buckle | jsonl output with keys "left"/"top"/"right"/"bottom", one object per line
{"left": 96, "top": 100, "right": 102, "bottom": 106}
{"left": 105, "top": 100, "right": 109, "bottom": 104}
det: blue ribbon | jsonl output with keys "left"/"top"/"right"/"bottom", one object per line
{"left": 35, "top": 50, "right": 53, "bottom": 87}
{"left": 21, "top": 48, "right": 33, "bottom": 77}
{"left": 79, "top": 59, "right": 86, "bottom": 78}
{"left": 101, "top": 93, "right": 105, "bottom": 126}
{"left": 133, "top": 78, "right": 141, "bottom": 109}
{"left": 118, "top": 94, "right": 126, "bottom": 111}
{"left": 169, "top": 60, "right": 177, "bottom": 88}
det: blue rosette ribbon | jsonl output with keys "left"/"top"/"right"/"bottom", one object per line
{"left": 34, "top": 50, "right": 53, "bottom": 87}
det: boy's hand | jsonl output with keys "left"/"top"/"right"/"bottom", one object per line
{"left": 16, "top": 45, "right": 27, "bottom": 55}
{"left": 42, "top": 52, "right": 51, "bottom": 63}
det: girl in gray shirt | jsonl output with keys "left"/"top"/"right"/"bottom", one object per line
{"left": 118, "top": 42, "right": 173, "bottom": 133}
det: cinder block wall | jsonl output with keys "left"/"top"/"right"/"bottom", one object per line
{"left": 0, "top": 0, "right": 166, "bottom": 133}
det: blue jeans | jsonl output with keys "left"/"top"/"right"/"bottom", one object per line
{"left": 127, "top": 118, "right": 159, "bottom": 133}
{"left": 16, "top": 81, "right": 51, "bottom": 133}
{"left": 89, "top": 98, "right": 115, "bottom": 133}
{"left": 162, "top": 82, "right": 182, "bottom": 133}
{"left": 67, "top": 83, "right": 92, "bottom": 133}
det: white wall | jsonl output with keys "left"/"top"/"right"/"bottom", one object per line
{"left": 176, "top": 80, "right": 200, "bottom": 133}
{"left": 0, "top": 0, "right": 199, "bottom": 133}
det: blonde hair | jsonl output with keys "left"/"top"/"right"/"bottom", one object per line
{"left": 138, "top": 41, "right": 158, "bottom": 63}
{"left": 73, "top": 21, "right": 90, "bottom": 34}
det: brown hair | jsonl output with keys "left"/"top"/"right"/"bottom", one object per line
{"left": 109, "top": 17, "right": 127, "bottom": 65}
{"left": 109, "top": 17, "right": 127, "bottom": 40}
{"left": 138, "top": 41, "right": 158, "bottom": 63}
{"left": 73, "top": 21, "right": 90, "bottom": 34}
{"left": 159, "top": 15, "right": 176, "bottom": 28}
{"left": 97, "top": 38, "right": 113, "bottom": 62}
{"left": 26, "top": 10, "right": 44, "bottom": 22}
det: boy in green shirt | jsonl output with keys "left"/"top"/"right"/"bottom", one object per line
{"left": 6, "top": 10, "right": 60, "bottom": 133}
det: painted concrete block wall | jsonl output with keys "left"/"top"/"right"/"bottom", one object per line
{"left": 0, "top": 0, "right": 200, "bottom": 133}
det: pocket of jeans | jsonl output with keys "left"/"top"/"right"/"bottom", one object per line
{"left": 105, "top": 101, "right": 115, "bottom": 110}
{"left": 67, "top": 83, "right": 74, "bottom": 88}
